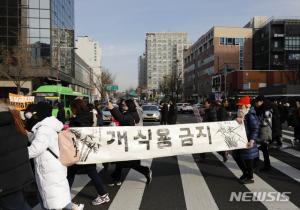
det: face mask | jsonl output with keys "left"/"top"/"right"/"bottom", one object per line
{"left": 237, "top": 106, "right": 250, "bottom": 118}
{"left": 25, "top": 112, "right": 33, "bottom": 119}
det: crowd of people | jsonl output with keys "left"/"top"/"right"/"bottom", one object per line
{"left": 0, "top": 95, "right": 299, "bottom": 209}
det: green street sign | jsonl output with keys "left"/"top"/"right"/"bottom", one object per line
{"left": 105, "top": 84, "right": 118, "bottom": 91}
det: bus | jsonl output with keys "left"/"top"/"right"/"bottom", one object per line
{"left": 33, "top": 85, "right": 90, "bottom": 119}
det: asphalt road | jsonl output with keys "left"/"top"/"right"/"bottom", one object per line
{"left": 27, "top": 113, "right": 300, "bottom": 210}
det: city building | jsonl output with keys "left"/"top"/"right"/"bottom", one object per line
{"left": 75, "top": 36, "right": 102, "bottom": 100}
{"left": 184, "top": 26, "right": 252, "bottom": 100}
{"left": 253, "top": 17, "right": 300, "bottom": 75}
{"left": 0, "top": 0, "right": 79, "bottom": 96}
{"left": 138, "top": 54, "right": 146, "bottom": 88}
{"left": 74, "top": 53, "right": 92, "bottom": 95}
{"left": 145, "top": 32, "right": 189, "bottom": 92}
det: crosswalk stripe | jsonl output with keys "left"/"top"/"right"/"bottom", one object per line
{"left": 283, "top": 134, "right": 294, "bottom": 141}
{"left": 177, "top": 155, "right": 218, "bottom": 210}
{"left": 280, "top": 148, "right": 300, "bottom": 158}
{"left": 213, "top": 152, "right": 299, "bottom": 210}
{"left": 108, "top": 159, "right": 152, "bottom": 210}
{"left": 259, "top": 151, "right": 300, "bottom": 183}
{"left": 282, "top": 130, "right": 294, "bottom": 135}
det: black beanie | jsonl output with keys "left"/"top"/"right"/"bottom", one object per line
{"left": 34, "top": 102, "right": 52, "bottom": 122}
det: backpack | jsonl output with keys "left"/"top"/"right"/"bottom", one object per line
{"left": 47, "top": 129, "right": 80, "bottom": 166}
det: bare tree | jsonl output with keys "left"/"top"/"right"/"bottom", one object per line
{"left": 0, "top": 35, "right": 42, "bottom": 94}
{"left": 159, "top": 70, "right": 183, "bottom": 102}
{"left": 92, "top": 68, "right": 115, "bottom": 99}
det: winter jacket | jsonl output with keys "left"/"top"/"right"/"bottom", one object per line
{"left": 255, "top": 106, "right": 272, "bottom": 143}
{"left": 69, "top": 111, "right": 93, "bottom": 127}
{"left": 0, "top": 111, "right": 34, "bottom": 197}
{"left": 271, "top": 104, "right": 282, "bottom": 139}
{"left": 203, "top": 107, "right": 218, "bottom": 122}
{"left": 28, "top": 117, "right": 71, "bottom": 209}
{"left": 217, "top": 107, "right": 231, "bottom": 121}
{"left": 240, "top": 108, "right": 259, "bottom": 160}
{"left": 110, "top": 107, "right": 139, "bottom": 126}
{"left": 167, "top": 104, "right": 178, "bottom": 124}
{"left": 160, "top": 104, "right": 168, "bottom": 122}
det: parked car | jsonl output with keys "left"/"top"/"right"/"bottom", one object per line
{"left": 177, "top": 103, "right": 193, "bottom": 113}
{"left": 142, "top": 105, "right": 160, "bottom": 122}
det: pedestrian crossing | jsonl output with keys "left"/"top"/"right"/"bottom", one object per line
{"left": 31, "top": 130, "right": 300, "bottom": 210}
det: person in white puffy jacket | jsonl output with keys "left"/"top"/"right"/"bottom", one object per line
{"left": 27, "top": 102, "right": 83, "bottom": 210}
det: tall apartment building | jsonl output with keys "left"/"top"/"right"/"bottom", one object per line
{"left": 138, "top": 54, "right": 146, "bottom": 88}
{"left": 253, "top": 17, "right": 300, "bottom": 73}
{"left": 145, "top": 32, "right": 188, "bottom": 91}
{"left": 0, "top": 0, "right": 76, "bottom": 96}
{"left": 184, "top": 27, "right": 252, "bottom": 99}
{"left": 75, "top": 36, "right": 102, "bottom": 100}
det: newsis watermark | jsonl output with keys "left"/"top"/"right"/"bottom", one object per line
{"left": 229, "top": 192, "right": 291, "bottom": 202}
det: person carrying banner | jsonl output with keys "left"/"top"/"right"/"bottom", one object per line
{"left": 27, "top": 102, "right": 84, "bottom": 210}
{"left": 0, "top": 99, "right": 34, "bottom": 210}
{"left": 108, "top": 99, "right": 152, "bottom": 186}
{"left": 233, "top": 96, "right": 259, "bottom": 184}
{"left": 67, "top": 99, "right": 110, "bottom": 206}
{"left": 198, "top": 98, "right": 218, "bottom": 162}
{"left": 216, "top": 98, "right": 231, "bottom": 162}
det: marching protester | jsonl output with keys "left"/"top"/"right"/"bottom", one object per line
{"left": 269, "top": 100, "right": 283, "bottom": 147}
{"left": 160, "top": 101, "right": 168, "bottom": 125}
{"left": 108, "top": 99, "right": 152, "bottom": 186}
{"left": 0, "top": 99, "right": 34, "bottom": 210}
{"left": 56, "top": 102, "right": 66, "bottom": 124}
{"left": 94, "top": 100, "right": 104, "bottom": 126}
{"left": 134, "top": 100, "right": 144, "bottom": 126}
{"left": 87, "top": 103, "right": 98, "bottom": 127}
{"left": 167, "top": 100, "right": 177, "bottom": 125}
{"left": 216, "top": 98, "right": 231, "bottom": 162}
{"left": 233, "top": 96, "right": 259, "bottom": 184}
{"left": 67, "top": 99, "right": 110, "bottom": 206}
{"left": 27, "top": 102, "right": 84, "bottom": 210}
{"left": 198, "top": 98, "right": 218, "bottom": 162}
{"left": 294, "top": 100, "right": 300, "bottom": 143}
{"left": 254, "top": 96, "right": 272, "bottom": 172}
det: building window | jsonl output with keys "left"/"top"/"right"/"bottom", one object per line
{"left": 220, "top": 37, "right": 225, "bottom": 45}
{"left": 288, "top": 53, "right": 300, "bottom": 61}
{"left": 227, "top": 38, "right": 233, "bottom": 45}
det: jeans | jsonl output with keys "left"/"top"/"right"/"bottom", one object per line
{"left": 68, "top": 165, "right": 107, "bottom": 196}
{"left": 0, "top": 190, "right": 31, "bottom": 210}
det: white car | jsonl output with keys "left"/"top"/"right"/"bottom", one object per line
{"left": 142, "top": 105, "right": 161, "bottom": 122}
{"left": 177, "top": 103, "right": 193, "bottom": 113}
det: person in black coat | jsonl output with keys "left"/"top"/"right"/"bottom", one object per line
{"left": 269, "top": 101, "right": 283, "bottom": 147}
{"left": 198, "top": 98, "right": 218, "bottom": 161}
{"left": 67, "top": 99, "right": 110, "bottom": 206}
{"left": 0, "top": 102, "right": 34, "bottom": 210}
{"left": 160, "top": 102, "right": 168, "bottom": 125}
{"left": 108, "top": 99, "right": 152, "bottom": 186}
{"left": 167, "top": 100, "right": 177, "bottom": 125}
{"left": 216, "top": 99, "right": 231, "bottom": 162}
{"left": 56, "top": 102, "right": 66, "bottom": 124}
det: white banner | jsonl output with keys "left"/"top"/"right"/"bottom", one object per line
{"left": 70, "top": 121, "right": 248, "bottom": 164}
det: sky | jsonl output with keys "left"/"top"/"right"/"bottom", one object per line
{"left": 75, "top": 0, "right": 300, "bottom": 91}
